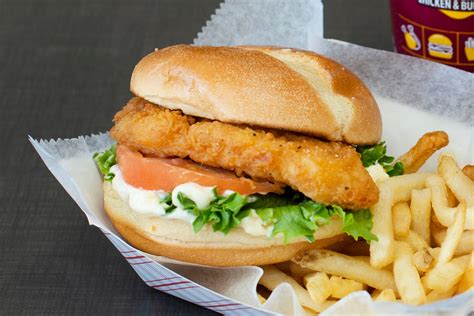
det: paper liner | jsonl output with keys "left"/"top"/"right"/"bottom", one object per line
{"left": 194, "top": 0, "right": 323, "bottom": 49}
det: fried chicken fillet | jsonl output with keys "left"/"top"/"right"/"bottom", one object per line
{"left": 111, "top": 98, "right": 378, "bottom": 209}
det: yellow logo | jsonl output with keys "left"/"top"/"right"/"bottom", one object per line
{"left": 439, "top": 10, "right": 474, "bottom": 19}
{"left": 428, "top": 34, "right": 453, "bottom": 59}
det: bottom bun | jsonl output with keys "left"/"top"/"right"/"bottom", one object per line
{"left": 103, "top": 182, "right": 345, "bottom": 266}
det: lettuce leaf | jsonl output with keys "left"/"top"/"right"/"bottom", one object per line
{"left": 168, "top": 189, "right": 378, "bottom": 244}
{"left": 356, "top": 141, "right": 404, "bottom": 176}
{"left": 93, "top": 144, "right": 117, "bottom": 181}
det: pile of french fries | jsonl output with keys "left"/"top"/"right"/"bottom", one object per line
{"left": 258, "top": 132, "right": 474, "bottom": 314}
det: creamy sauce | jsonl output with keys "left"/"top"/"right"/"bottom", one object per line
{"left": 240, "top": 209, "right": 274, "bottom": 237}
{"left": 111, "top": 165, "right": 270, "bottom": 236}
{"left": 366, "top": 164, "right": 389, "bottom": 183}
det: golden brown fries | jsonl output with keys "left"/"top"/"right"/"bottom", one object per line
{"left": 427, "top": 175, "right": 459, "bottom": 228}
{"left": 304, "top": 272, "right": 331, "bottom": 304}
{"left": 410, "top": 189, "right": 432, "bottom": 243}
{"left": 292, "top": 249, "right": 397, "bottom": 292}
{"left": 462, "top": 165, "right": 474, "bottom": 181}
{"left": 426, "top": 288, "right": 457, "bottom": 302}
{"left": 259, "top": 265, "right": 331, "bottom": 312}
{"left": 396, "top": 131, "right": 448, "bottom": 173}
{"left": 421, "top": 255, "right": 470, "bottom": 292}
{"left": 393, "top": 242, "right": 426, "bottom": 305}
{"left": 436, "top": 202, "right": 466, "bottom": 266}
{"left": 393, "top": 202, "right": 411, "bottom": 238}
{"left": 328, "top": 276, "right": 366, "bottom": 299}
{"left": 398, "top": 231, "right": 430, "bottom": 251}
{"left": 370, "top": 173, "right": 431, "bottom": 268}
{"left": 456, "top": 253, "right": 474, "bottom": 294}
{"left": 258, "top": 133, "right": 472, "bottom": 310}
{"left": 432, "top": 228, "right": 474, "bottom": 256}
{"left": 373, "top": 289, "right": 397, "bottom": 302}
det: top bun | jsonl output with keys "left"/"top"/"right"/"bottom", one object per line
{"left": 130, "top": 45, "right": 382, "bottom": 145}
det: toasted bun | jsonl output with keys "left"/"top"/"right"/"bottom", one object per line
{"left": 130, "top": 45, "right": 382, "bottom": 145}
{"left": 103, "top": 182, "right": 345, "bottom": 266}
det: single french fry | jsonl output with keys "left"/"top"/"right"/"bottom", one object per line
{"left": 373, "top": 289, "right": 397, "bottom": 302}
{"left": 370, "top": 185, "right": 395, "bottom": 269}
{"left": 412, "top": 248, "right": 434, "bottom": 273}
{"left": 438, "top": 154, "right": 474, "bottom": 230}
{"left": 426, "top": 287, "right": 457, "bottom": 302}
{"left": 304, "top": 272, "right": 331, "bottom": 304}
{"left": 432, "top": 228, "right": 474, "bottom": 256}
{"left": 457, "top": 252, "right": 474, "bottom": 294}
{"left": 354, "top": 256, "right": 371, "bottom": 264}
{"left": 393, "top": 202, "right": 411, "bottom": 238}
{"left": 329, "top": 275, "right": 367, "bottom": 299}
{"left": 427, "top": 175, "right": 459, "bottom": 228}
{"left": 410, "top": 189, "right": 432, "bottom": 243}
{"left": 421, "top": 255, "right": 470, "bottom": 292}
{"left": 292, "top": 249, "right": 397, "bottom": 292}
{"left": 393, "top": 242, "right": 426, "bottom": 305}
{"left": 398, "top": 230, "right": 430, "bottom": 252}
{"left": 462, "top": 165, "right": 474, "bottom": 181}
{"left": 259, "top": 265, "right": 331, "bottom": 312}
{"left": 436, "top": 202, "right": 466, "bottom": 266}
{"left": 396, "top": 131, "right": 448, "bottom": 173}
{"left": 257, "top": 293, "right": 266, "bottom": 304}
{"left": 370, "top": 174, "right": 431, "bottom": 268}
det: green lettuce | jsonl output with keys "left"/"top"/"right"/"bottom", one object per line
{"left": 163, "top": 189, "right": 378, "bottom": 244}
{"left": 356, "top": 141, "right": 404, "bottom": 177}
{"left": 93, "top": 144, "right": 117, "bottom": 181}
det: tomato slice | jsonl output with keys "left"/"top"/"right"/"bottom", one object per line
{"left": 116, "top": 145, "right": 282, "bottom": 195}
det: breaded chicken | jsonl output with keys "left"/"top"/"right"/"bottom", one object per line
{"left": 111, "top": 97, "right": 379, "bottom": 209}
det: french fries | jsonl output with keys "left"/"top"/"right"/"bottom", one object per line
{"left": 392, "top": 202, "right": 411, "bottom": 238}
{"left": 438, "top": 155, "right": 474, "bottom": 230}
{"left": 329, "top": 276, "right": 366, "bottom": 299}
{"left": 421, "top": 255, "right": 470, "bottom": 292}
{"left": 432, "top": 227, "right": 474, "bottom": 256}
{"left": 373, "top": 289, "right": 397, "bottom": 302}
{"left": 397, "top": 230, "right": 430, "bottom": 251}
{"left": 397, "top": 131, "right": 448, "bottom": 173}
{"left": 292, "top": 249, "right": 397, "bottom": 292}
{"left": 259, "top": 265, "right": 331, "bottom": 312}
{"left": 370, "top": 173, "right": 431, "bottom": 268}
{"left": 393, "top": 242, "right": 426, "bottom": 305}
{"left": 304, "top": 272, "right": 331, "bottom": 304}
{"left": 456, "top": 252, "right": 474, "bottom": 294}
{"left": 436, "top": 202, "right": 466, "bottom": 265}
{"left": 257, "top": 133, "right": 472, "bottom": 311}
{"left": 410, "top": 189, "right": 431, "bottom": 243}
{"left": 426, "top": 287, "right": 457, "bottom": 302}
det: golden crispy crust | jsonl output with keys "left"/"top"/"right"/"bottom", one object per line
{"left": 130, "top": 45, "right": 381, "bottom": 145}
{"left": 103, "top": 182, "right": 346, "bottom": 266}
{"left": 111, "top": 98, "right": 379, "bottom": 209}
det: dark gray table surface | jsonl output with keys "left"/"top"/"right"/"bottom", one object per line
{"left": 0, "top": 0, "right": 392, "bottom": 315}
